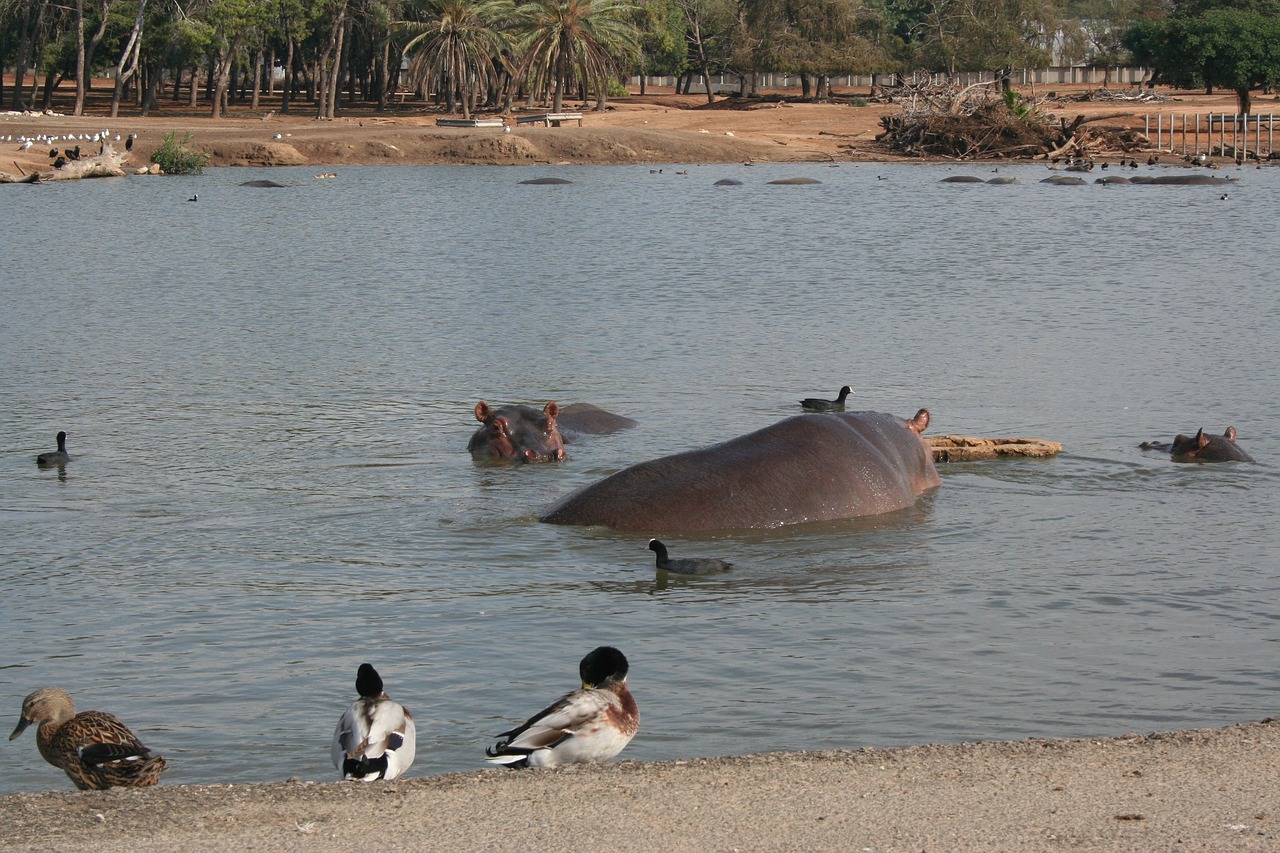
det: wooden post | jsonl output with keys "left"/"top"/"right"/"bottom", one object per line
{"left": 1194, "top": 114, "right": 1199, "bottom": 155}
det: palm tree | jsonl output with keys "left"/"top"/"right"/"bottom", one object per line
{"left": 401, "top": 0, "right": 512, "bottom": 118}
{"left": 510, "top": 0, "right": 638, "bottom": 113}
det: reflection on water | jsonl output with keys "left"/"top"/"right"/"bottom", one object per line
{"left": 1, "top": 162, "right": 1278, "bottom": 792}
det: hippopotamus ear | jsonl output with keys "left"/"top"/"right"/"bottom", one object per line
{"left": 543, "top": 401, "right": 560, "bottom": 421}
{"left": 1194, "top": 428, "right": 1209, "bottom": 449}
{"left": 1225, "top": 426, "right": 1238, "bottom": 442}
{"left": 904, "top": 409, "right": 930, "bottom": 434}
{"left": 475, "top": 401, "right": 494, "bottom": 423}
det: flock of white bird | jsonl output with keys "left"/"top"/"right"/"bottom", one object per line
{"left": 7, "top": 129, "right": 134, "bottom": 152}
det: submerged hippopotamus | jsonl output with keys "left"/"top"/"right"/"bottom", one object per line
{"left": 1141, "top": 426, "right": 1255, "bottom": 463}
{"left": 541, "top": 409, "right": 940, "bottom": 532}
{"left": 468, "top": 401, "right": 636, "bottom": 463}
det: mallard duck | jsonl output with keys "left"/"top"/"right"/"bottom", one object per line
{"left": 649, "top": 539, "right": 731, "bottom": 575}
{"left": 9, "top": 687, "right": 166, "bottom": 790}
{"left": 486, "top": 646, "right": 638, "bottom": 769}
{"left": 332, "top": 664, "right": 416, "bottom": 781}
{"left": 36, "top": 431, "right": 70, "bottom": 466}
{"left": 800, "top": 385, "right": 853, "bottom": 412}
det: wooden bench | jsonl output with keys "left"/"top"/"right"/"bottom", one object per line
{"left": 515, "top": 112, "right": 583, "bottom": 127}
{"left": 435, "top": 117, "right": 506, "bottom": 128}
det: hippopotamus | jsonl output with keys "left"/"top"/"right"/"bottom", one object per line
{"left": 540, "top": 409, "right": 940, "bottom": 532}
{"left": 468, "top": 401, "right": 636, "bottom": 463}
{"left": 1141, "top": 426, "right": 1255, "bottom": 463}
{"left": 1130, "top": 174, "right": 1235, "bottom": 186}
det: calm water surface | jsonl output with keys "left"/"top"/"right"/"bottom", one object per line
{"left": 2, "top": 161, "right": 1278, "bottom": 792}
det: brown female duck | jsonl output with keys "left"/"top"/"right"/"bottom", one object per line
{"left": 9, "top": 687, "right": 167, "bottom": 790}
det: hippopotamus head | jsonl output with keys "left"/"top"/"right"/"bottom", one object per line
{"left": 468, "top": 401, "right": 567, "bottom": 463}
{"left": 1170, "top": 426, "right": 1255, "bottom": 463}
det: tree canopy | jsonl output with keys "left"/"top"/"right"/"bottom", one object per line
{"left": 1127, "top": 2, "right": 1280, "bottom": 113}
{"left": 0, "top": 0, "right": 1240, "bottom": 119}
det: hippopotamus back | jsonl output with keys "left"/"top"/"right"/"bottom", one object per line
{"left": 541, "top": 410, "right": 940, "bottom": 532}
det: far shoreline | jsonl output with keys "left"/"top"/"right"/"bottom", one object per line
{"left": 5, "top": 86, "right": 1277, "bottom": 178}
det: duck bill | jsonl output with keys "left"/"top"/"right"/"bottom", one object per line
{"left": 9, "top": 716, "right": 32, "bottom": 740}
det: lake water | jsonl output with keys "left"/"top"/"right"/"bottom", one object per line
{"left": 2, "top": 161, "right": 1277, "bottom": 793}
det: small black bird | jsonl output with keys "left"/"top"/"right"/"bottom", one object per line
{"left": 187, "top": 194, "right": 198, "bottom": 202}
{"left": 53, "top": 156, "right": 66, "bottom": 169}
{"left": 125, "top": 134, "right": 135, "bottom": 151}
{"left": 67, "top": 145, "right": 81, "bottom": 161}
{"left": 800, "top": 385, "right": 854, "bottom": 412}
{"left": 37, "top": 431, "right": 71, "bottom": 466}
{"left": 649, "top": 539, "right": 731, "bottom": 575}
{"left": 48, "top": 147, "right": 59, "bottom": 158}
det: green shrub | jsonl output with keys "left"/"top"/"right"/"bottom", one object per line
{"left": 850, "top": 96, "right": 869, "bottom": 107}
{"left": 608, "top": 80, "right": 630, "bottom": 98}
{"left": 152, "top": 131, "right": 210, "bottom": 175}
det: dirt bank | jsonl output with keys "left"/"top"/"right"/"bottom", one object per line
{"left": 4, "top": 86, "right": 1273, "bottom": 177}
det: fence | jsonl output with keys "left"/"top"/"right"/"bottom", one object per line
{"left": 631, "top": 67, "right": 1150, "bottom": 94}
{"left": 1146, "top": 113, "right": 1278, "bottom": 160}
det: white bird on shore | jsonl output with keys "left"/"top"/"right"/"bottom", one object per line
{"left": 19, "top": 140, "right": 32, "bottom": 150}
{"left": 332, "top": 664, "right": 416, "bottom": 781}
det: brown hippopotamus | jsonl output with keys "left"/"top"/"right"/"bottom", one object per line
{"left": 467, "top": 401, "right": 636, "bottom": 463}
{"left": 1142, "top": 426, "right": 1255, "bottom": 463}
{"left": 541, "top": 409, "right": 940, "bottom": 532}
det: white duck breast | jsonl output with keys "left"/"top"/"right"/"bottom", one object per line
{"left": 332, "top": 664, "right": 416, "bottom": 781}
{"left": 490, "top": 688, "right": 636, "bottom": 768}
{"left": 486, "top": 646, "right": 639, "bottom": 769}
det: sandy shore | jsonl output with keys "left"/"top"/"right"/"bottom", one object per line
{"left": 4, "top": 719, "right": 1277, "bottom": 851}
{"left": 4, "top": 87, "right": 1273, "bottom": 177}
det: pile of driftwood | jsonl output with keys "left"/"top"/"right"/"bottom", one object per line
{"left": 1054, "top": 87, "right": 1169, "bottom": 104}
{"left": 1, "top": 144, "right": 130, "bottom": 184}
{"left": 877, "top": 80, "right": 1150, "bottom": 160}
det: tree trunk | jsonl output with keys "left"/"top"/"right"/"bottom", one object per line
{"left": 316, "top": 2, "right": 348, "bottom": 120}
{"left": 41, "top": 69, "right": 58, "bottom": 111}
{"left": 688, "top": 16, "right": 715, "bottom": 105}
{"left": 11, "top": 0, "right": 49, "bottom": 111}
{"left": 74, "top": 0, "right": 87, "bottom": 115}
{"left": 801, "top": 74, "right": 811, "bottom": 99}
{"left": 109, "top": 0, "right": 146, "bottom": 118}
{"left": 282, "top": 39, "right": 295, "bottom": 113}
{"left": 210, "top": 37, "right": 241, "bottom": 119}
{"left": 1237, "top": 88, "right": 1251, "bottom": 116}
{"left": 251, "top": 50, "right": 263, "bottom": 109}
{"left": 141, "top": 56, "right": 163, "bottom": 114}
{"left": 83, "top": 0, "right": 112, "bottom": 96}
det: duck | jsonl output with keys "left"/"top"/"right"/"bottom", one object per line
{"left": 332, "top": 663, "right": 416, "bottom": 781}
{"left": 800, "top": 385, "right": 853, "bottom": 412}
{"left": 649, "top": 539, "right": 731, "bottom": 575}
{"left": 36, "top": 431, "right": 70, "bottom": 466}
{"left": 485, "top": 646, "right": 638, "bottom": 769}
{"left": 9, "top": 687, "right": 166, "bottom": 790}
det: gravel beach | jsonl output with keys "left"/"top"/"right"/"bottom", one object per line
{"left": 4, "top": 719, "right": 1277, "bottom": 852}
